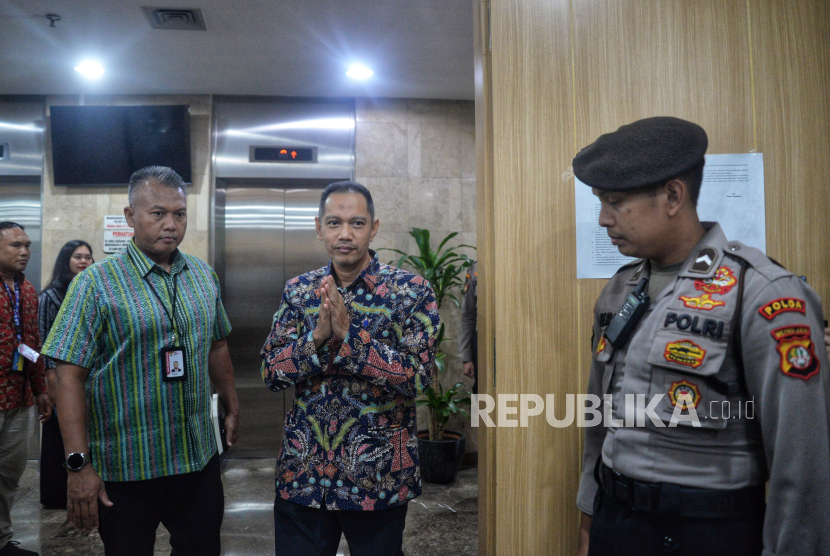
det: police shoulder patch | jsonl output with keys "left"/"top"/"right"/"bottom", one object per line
{"left": 771, "top": 325, "right": 819, "bottom": 380}
{"left": 758, "top": 298, "right": 805, "bottom": 320}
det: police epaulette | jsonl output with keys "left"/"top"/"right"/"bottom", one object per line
{"left": 722, "top": 241, "right": 790, "bottom": 282}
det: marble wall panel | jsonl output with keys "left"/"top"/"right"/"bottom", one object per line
{"left": 356, "top": 98, "right": 409, "bottom": 123}
{"left": 421, "top": 124, "right": 463, "bottom": 178}
{"left": 356, "top": 122, "right": 408, "bottom": 177}
{"left": 355, "top": 98, "right": 478, "bottom": 452}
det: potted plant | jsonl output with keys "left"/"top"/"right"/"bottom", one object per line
{"left": 384, "top": 227, "right": 474, "bottom": 483}
{"left": 415, "top": 381, "right": 471, "bottom": 483}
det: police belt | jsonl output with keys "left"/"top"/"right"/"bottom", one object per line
{"left": 601, "top": 464, "right": 765, "bottom": 519}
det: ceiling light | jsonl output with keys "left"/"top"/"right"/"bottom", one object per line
{"left": 74, "top": 60, "right": 105, "bottom": 79}
{"left": 346, "top": 64, "right": 373, "bottom": 80}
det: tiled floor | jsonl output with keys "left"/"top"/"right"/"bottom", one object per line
{"left": 12, "top": 460, "right": 478, "bottom": 556}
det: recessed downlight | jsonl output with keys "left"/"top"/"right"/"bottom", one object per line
{"left": 74, "top": 60, "right": 105, "bottom": 79}
{"left": 346, "top": 64, "right": 373, "bottom": 80}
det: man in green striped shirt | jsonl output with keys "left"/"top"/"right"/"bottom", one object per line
{"left": 42, "top": 166, "right": 239, "bottom": 556}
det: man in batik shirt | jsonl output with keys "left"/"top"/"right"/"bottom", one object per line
{"left": 261, "top": 180, "right": 439, "bottom": 556}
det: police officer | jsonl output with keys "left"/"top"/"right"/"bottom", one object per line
{"left": 458, "top": 261, "right": 478, "bottom": 392}
{"left": 572, "top": 117, "right": 830, "bottom": 556}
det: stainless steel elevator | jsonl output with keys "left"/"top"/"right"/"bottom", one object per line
{"left": 213, "top": 98, "right": 354, "bottom": 458}
{"left": 0, "top": 99, "right": 45, "bottom": 459}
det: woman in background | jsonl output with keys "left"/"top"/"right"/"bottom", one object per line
{"left": 37, "top": 240, "right": 93, "bottom": 510}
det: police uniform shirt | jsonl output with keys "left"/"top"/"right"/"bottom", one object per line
{"left": 578, "top": 222, "right": 830, "bottom": 554}
{"left": 646, "top": 261, "right": 683, "bottom": 300}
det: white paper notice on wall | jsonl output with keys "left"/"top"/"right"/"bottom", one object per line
{"left": 575, "top": 153, "right": 765, "bottom": 279}
{"left": 103, "top": 215, "right": 134, "bottom": 254}
{"left": 104, "top": 215, "right": 132, "bottom": 230}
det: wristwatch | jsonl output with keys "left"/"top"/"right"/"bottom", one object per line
{"left": 64, "top": 452, "right": 90, "bottom": 472}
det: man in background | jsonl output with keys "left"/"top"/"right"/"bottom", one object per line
{"left": 458, "top": 261, "right": 478, "bottom": 393}
{"left": 42, "top": 167, "right": 239, "bottom": 556}
{"left": 0, "top": 222, "right": 50, "bottom": 556}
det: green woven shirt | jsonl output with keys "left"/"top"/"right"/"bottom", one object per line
{"left": 42, "top": 240, "right": 232, "bottom": 481}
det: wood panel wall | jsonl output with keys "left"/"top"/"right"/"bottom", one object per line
{"left": 473, "top": 0, "right": 497, "bottom": 554}
{"left": 476, "top": 0, "right": 830, "bottom": 554}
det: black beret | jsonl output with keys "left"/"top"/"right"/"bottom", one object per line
{"left": 572, "top": 116, "right": 708, "bottom": 191}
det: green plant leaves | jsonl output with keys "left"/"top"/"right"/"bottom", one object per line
{"left": 378, "top": 227, "right": 477, "bottom": 436}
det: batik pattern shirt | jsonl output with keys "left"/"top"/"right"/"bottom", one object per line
{"left": 0, "top": 274, "right": 47, "bottom": 409}
{"left": 42, "top": 240, "right": 232, "bottom": 482}
{"left": 261, "top": 252, "right": 439, "bottom": 511}
{"left": 38, "top": 287, "right": 64, "bottom": 370}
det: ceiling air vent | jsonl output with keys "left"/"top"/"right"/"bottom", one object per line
{"left": 142, "top": 7, "right": 207, "bottom": 31}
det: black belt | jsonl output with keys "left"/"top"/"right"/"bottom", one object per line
{"left": 600, "top": 464, "right": 765, "bottom": 519}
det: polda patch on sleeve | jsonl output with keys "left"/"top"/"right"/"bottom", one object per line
{"left": 758, "top": 298, "right": 805, "bottom": 320}
{"left": 771, "top": 325, "right": 819, "bottom": 380}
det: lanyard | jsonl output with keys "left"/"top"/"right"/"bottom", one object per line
{"left": 126, "top": 248, "right": 184, "bottom": 345}
{"left": 2, "top": 279, "right": 22, "bottom": 343}
{"left": 144, "top": 273, "right": 181, "bottom": 344}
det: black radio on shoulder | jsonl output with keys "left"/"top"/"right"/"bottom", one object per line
{"left": 604, "top": 278, "right": 650, "bottom": 350}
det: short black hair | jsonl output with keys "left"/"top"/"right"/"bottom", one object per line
{"left": 318, "top": 180, "right": 375, "bottom": 221}
{"left": 128, "top": 166, "right": 187, "bottom": 207}
{"left": 0, "top": 222, "right": 24, "bottom": 233}
{"left": 674, "top": 158, "right": 705, "bottom": 207}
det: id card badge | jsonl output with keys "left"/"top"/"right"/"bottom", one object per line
{"left": 11, "top": 350, "right": 24, "bottom": 372}
{"left": 17, "top": 343, "right": 40, "bottom": 364}
{"left": 161, "top": 346, "right": 188, "bottom": 382}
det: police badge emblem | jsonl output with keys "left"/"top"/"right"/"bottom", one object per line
{"left": 771, "top": 325, "right": 820, "bottom": 380}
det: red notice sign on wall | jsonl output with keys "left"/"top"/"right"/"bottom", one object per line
{"left": 103, "top": 215, "right": 135, "bottom": 254}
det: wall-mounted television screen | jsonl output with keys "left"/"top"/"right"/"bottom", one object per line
{"left": 50, "top": 105, "right": 191, "bottom": 186}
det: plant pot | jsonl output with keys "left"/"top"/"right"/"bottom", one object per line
{"left": 417, "top": 429, "right": 466, "bottom": 484}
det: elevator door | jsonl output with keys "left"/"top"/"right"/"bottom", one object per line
{"left": 215, "top": 179, "right": 331, "bottom": 459}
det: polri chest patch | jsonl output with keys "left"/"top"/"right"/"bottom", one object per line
{"left": 694, "top": 266, "right": 737, "bottom": 295}
{"left": 663, "top": 312, "right": 725, "bottom": 339}
{"left": 664, "top": 339, "right": 706, "bottom": 368}
{"left": 668, "top": 379, "right": 702, "bottom": 409}
{"left": 678, "top": 293, "right": 725, "bottom": 311}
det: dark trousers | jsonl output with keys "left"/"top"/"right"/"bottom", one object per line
{"left": 97, "top": 454, "right": 223, "bottom": 556}
{"left": 273, "top": 497, "right": 408, "bottom": 556}
{"left": 39, "top": 409, "right": 67, "bottom": 509}
{"left": 588, "top": 485, "right": 764, "bottom": 556}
